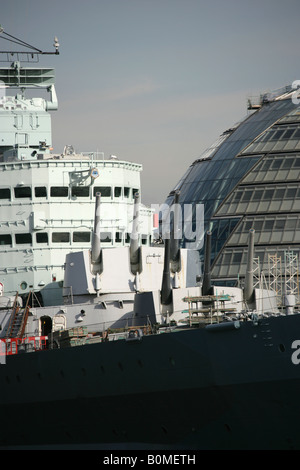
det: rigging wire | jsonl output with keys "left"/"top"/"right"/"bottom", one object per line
{"left": 0, "top": 27, "right": 59, "bottom": 56}
{"left": 0, "top": 30, "right": 42, "bottom": 52}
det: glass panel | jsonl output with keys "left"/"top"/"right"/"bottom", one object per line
{"left": 16, "top": 233, "right": 32, "bottom": 244}
{"left": 35, "top": 187, "right": 47, "bottom": 198}
{"left": 52, "top": 232, "right": 70, "bottom": 243}
{"left": 100, "top": 232, "right": 112, "bottom": 243}
{"left": 14, "top": 186, "right": 31, "bottom": 198}
{"left": 0, "top": 234, "right": 12, "bottom": 245}
{"left": 115, "top": 232, "right": 123, "bottom": 242}
{"left": 114, "top": 187, "right": 122, "bottom": 197}
{"left": 93, "top": 186, "right": 111, "bottom": 197}
{"left": 71, "top": 186, "right": 89, "bottom": 197}
{"left": 36, "top": 232, "right": 48, "bottom": 243}
{"left": 73, "top": 232, "right": 91, "bottom": 242}
{"left": 51, "top": 187, "right": 68, "bottom": 197}
{"left": 0, "top": 188, "right": 11, "bottom": 199}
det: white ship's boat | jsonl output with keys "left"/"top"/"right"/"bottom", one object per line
{"left": 0, "top": 35, "right": 154, "bottom": 307}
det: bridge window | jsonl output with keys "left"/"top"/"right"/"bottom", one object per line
{"left": 0, "top": 188, "right": 11, "bottom": 199}
{"left": 50, "top": 187, "right": 68, "bottom": 197}
{"left": 35, "top": 186, "right": 47, "bottom": 198}
{"left": 100, "top": 232, "right": 112, "bottom": 243}
{"left": 71, "top": 186, "right": 90, "bottom": 197}
{"left": 0, "top": 234, "right": 12, "bottom": 245}
{"left": 114, "top": 187, "right": 122, "bottom": 197}
{"left": 14, "top": 186, "right": 31, "bottom": 198}
{"left": 93, "top": 186, "right": 111, "bottom": 197}
{"left": 36, "top": 232, "right": 48, "bottom": 243}
{"left": 15, "top": 233, "right": 32, "bottom": 244}
{"left": 73, "top": 232, "right": 91, "bottom": 243}
{"left": 52, "top": 232, "right": 70, "bottom": 243}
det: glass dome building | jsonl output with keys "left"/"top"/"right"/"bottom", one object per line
{"left": 165, "top": 86, "right": 300, "bottom": 302}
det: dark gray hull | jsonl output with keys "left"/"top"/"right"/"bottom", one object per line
{"left": 1, "top": 314, "right": 300, "bottom": 449}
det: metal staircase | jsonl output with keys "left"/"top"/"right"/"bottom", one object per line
{"left": 5, "top": 292, "right": 32, "bottom": 338}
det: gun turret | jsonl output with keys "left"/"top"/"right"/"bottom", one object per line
{"left": 91, "top": 192, "right": 103, "bottom": 271}
{"left": 161, "top": 235, "right": 172, "bottom": 305}
{"left": 170, "top": 190, "right": 181, "bottom": 273}
{"left": 244, "top": 229, "right": 255, "bottom": 303}
{"left": 202, "top": 231, "right": 212, "bottom": 296}
{"left": 130, "top": 192, "right": 141, "bottom": 274}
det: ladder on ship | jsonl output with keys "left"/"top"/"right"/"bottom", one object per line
{"left": 5, "top": 292, "right": 32, "bottom": 338}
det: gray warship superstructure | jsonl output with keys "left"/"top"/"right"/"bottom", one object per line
{"left": 0, "top": 30, "right": 154, "bottom": 307}
{"left": 0, "top": 226, "right": 298, "bottom": 450}
{"left": 0, "top": 191, "right": 199, "bottom": 338}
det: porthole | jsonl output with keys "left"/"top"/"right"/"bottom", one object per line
{"left": 278, "top": 343, "right": 286, "bottom": 353}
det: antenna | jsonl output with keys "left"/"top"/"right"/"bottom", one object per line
{"left": 0, "top": 26, "right": 59, "bottom": 62}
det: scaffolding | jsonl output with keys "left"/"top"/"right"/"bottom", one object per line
{"left": 284, "top": 250, "right": 299, "bottom": 299}
{"left": 268, "top": 254, "right": 283, "bottom": 305}
{"left": 267, "top": 251, "right": 300, "bottom": 308}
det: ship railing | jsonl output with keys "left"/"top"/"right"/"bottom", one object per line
{"left": 0, "top": 336, "right": 48, "bottom": 357}
{"left": 0, "top": 312, "right": 188, "bottom": 356}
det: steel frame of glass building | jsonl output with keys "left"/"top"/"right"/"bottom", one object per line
{"left": 165, "top": 86, "right": 300, "bottom": 305}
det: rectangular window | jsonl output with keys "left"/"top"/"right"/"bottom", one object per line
{"left": 71, "top": 186, "right": 90, "bottom": 197}
{"left": 253, "top": 189, "right": 264, "bottom": 201}
{"left": 16, "top": 233, "right": 32, "bottom": 244}
{"left": 0, "top": 188, "right": 11, "bottom": 199}
{"left": 264, "top": 220, "right": 274, "bottom": 231}
{"left": 274, "top": 219, "right": 285, "bottom": 230}
{"left": 293, "top": 129, "right": 300, "bottom": 139}
{"left": 274, "top": 188, "right": 285, "bottom": 199}
{"left": 286, "top": 188, "right": 297, "bottom": 199}
{"left": 0, "top": 234, "right": 12, "bottom": 245}
{"left": 50, "top": 187, "right": 69, "bottom": 197}
{"left": 115, "top": 232, "right": 122, "bottom": 243}
{"left": 73, "top": 232, "right": 91, "bottom": 243}
{"left": 14, "top": 186, "right": 31, "bottom": 198}
{"left": 35, "top": 187, "right": 47, "bottom": 198}
{"left": 114, "top": 187, "right": 122, "bottom": 197}
{"left": 100, "top": 232, "right": 112, "bottom": 243}
{"left": 241, "top": 191, "right": 252, "bottom": 202}
{"left": 271, "top": 160, "right": 282, "bottom": 169}
{"left": 282, "top": 129, "right": 295, "bottom": 139}
{"left": 270, "top": 129, "right": 284, "bottom": 141}
{"left": 52, "top": 232, "right": 70, "bottom": 243}
{"left": 36, "top": 232, "right": 48, "bottom": 243}
{"left": 124, "top": 187, "right": 130, "bottom": 198}
{"left": 93, "top": 186, "right": 111, "bottom": 197}
{"left": 264, "top": 189, "right": 274, "bottom": 200}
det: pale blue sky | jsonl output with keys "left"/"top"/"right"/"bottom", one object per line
{"left": 1, "top": 0, "right": 300, "bottom": 203}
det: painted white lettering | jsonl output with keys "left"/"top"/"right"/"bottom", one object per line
{"left": 291, "top": 340, "right": 300, "bottom": 365}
